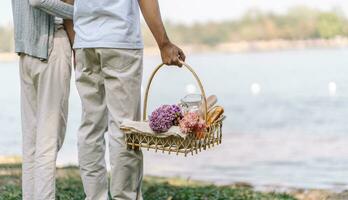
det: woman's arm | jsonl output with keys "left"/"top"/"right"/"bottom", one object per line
{"left": 138, "top": 0, "right": 186, "bottom": 66}
{"left": 29, "top": 0, "right": 73, "bottom": 19}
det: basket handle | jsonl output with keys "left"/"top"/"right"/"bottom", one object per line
{"left": 143, "top": 61, "right": 208, "bottom": 122}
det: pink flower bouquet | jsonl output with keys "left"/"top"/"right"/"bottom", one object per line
{"left": 179, "top": 112, "right": 207, "bottom": 139}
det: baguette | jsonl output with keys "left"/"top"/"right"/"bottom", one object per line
{"left": 207, "top": 106, "right": 224, "bottom": 125}
{"left": 200, "top": 95, "right": 218, "bottom": 113}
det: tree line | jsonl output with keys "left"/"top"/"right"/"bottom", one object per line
{"left": 143, "top": 6, "right": 348, "bottom": 46}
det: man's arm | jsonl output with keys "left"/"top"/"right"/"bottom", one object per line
{"left": 29, "top": 0, "right": 73, "bottom": 19}
{"left": 138, "top": 0, "right": 185, "bottom": 66}
{"left": 62, "top": 0, "right": 75, "bottom": 67}
{"left": 64, "top": 19, "right": 75, "bottom": 46}
{"left": 62, "top": 0, "right": 75, "bottom": 46}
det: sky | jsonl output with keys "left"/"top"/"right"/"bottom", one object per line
{"left": 1, "top": 0, "right": 348, "bottom": 25}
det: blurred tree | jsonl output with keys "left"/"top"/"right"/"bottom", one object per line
{"left": 317, "top": 12, "right": 344, "bottom": 38}
{"left": 0, "top": 26, "right": 14, "bottom": 52}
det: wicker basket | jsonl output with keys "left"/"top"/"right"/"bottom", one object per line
{"left": 122, "top": 61, "right": 225, "bottom": 156}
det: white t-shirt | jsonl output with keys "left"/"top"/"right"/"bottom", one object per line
{"left": 73, "top": 0, "right": 143, "bottom": 49}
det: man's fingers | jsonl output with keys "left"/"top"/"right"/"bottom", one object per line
{"left": 173, "top": 48, "right": 183, "bottom": 66}
{"left": 163, "top": 59, "right": 170, "bottom": 65}
{"left": 172, "top": 56, "right": 182, "bottom": 67}
{"left": 179, "top": 49, "right": 186, "bottom": 62}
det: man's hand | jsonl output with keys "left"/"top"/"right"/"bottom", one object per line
{"left": 160, "top": 42, "right": 186, "bottom": 66}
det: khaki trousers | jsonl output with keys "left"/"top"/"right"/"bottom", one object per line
{"left": 75, "top": 48, "right": 143, "bottom": 200}
{"left": 20, "top": 27, "right": 72, "bottom": 200}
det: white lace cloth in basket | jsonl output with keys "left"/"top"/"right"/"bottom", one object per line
{"left": 120, "top": 119, "right": 187, "bottom": 138}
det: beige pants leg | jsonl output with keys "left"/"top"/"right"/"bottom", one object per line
{"left": 20, "top": 28, "right": 72, "bottom": 200}
{"left": 75, "top": 48, "right": 143, "bottom": 200}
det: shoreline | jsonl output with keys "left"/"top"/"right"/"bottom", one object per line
{"left": 143, "top": 37, "right": 348, "bottom": 55}
{"left": 0, "top": 53, "right": 17, "bottom": 62}
{"left": 1, "top": 38, "right": 348, "bottom": 62}
{"left": 0, "top": 156, "right": 347, "bottom": 200}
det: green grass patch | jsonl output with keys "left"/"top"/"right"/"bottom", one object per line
{"left": 0, "top": 164, "right": 296, "bottom": 200}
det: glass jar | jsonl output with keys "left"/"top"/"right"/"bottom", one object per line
{"left": 180, "top": 94, "right": 203, "bottom": 116}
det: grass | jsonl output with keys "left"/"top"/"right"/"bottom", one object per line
{"left": 0, "top": 163, "right": 296, "bottom": 200}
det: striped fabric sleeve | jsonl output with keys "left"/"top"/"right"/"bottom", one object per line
{"left": 29, "top": 0, "right": 74, "bottom": 19}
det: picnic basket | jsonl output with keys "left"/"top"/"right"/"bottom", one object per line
{"left": 123, "top": 61, "right": 225, "bottom": 156}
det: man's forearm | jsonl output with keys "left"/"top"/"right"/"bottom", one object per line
{"left": 63, "top": 0, "right": 75, "bottom": 47}
{"left": 138, "top": 0, "right": 170, "bottom": 49}
{"left": 139, "top": 0, "right": 185, "bottom": 66}
{"left": 64, "top": 20, "right": 75, "bottom": 47}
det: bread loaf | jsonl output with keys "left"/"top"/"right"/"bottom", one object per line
{"left": 200, "top": 95, "right": 218, "bottom": 113}
{"left": 207, "top": 106, "right": 224, "bottom": 125}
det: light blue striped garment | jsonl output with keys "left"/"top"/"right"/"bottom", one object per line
{"left": 12, "top": 0, "right": 73, "bottom": 60}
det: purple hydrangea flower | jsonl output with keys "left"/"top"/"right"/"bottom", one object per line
{"left": 149, "top": 105, "right": 183, "bottom": 133}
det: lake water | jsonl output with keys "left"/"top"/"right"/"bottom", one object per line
{"left": 1, "top": 48, "right": 348, "bottom": 190}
